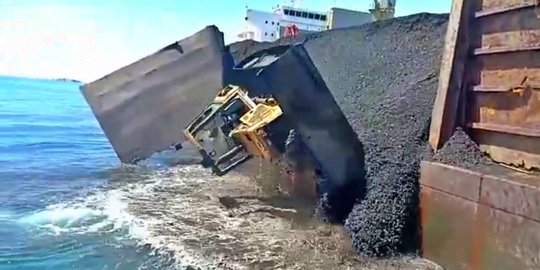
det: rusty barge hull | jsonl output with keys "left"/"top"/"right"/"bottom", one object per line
{"left": 420, "top": 161, "right": 540, "bottom": 270}
{"left": 423, "top": 0, "right": 540, "bottom": 269}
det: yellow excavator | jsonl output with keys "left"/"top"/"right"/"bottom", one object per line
{"left": 181, "top": 43, "right": 368, "bottom": 210}
{"left": 183, "top": 84, "right": 286, "bottom": 176}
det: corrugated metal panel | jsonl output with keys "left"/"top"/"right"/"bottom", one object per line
{"left": 80, "top": 26, "right": 234, "bottom": 163}
{"left": 430, "top": 0, "right": 540, "bottom": 169}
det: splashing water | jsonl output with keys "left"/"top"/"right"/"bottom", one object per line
{"left": 0, "top": 76, "right": 441, "bottom": 270}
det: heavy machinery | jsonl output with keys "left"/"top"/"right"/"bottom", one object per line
{"left": 79, "top": 1, "right": 540, "bottom": 267}
{"left": 182, "top": 84, "right": 285, "bottom": 176}
{"left": 369, "top": 0, "right": 396, "bottom": 21}
{"left": 181, "top": 44, "right": 367, "bottom": 214}
{"left": 81, "top": 36, "right": 367, "bottom": 221}
{"left": 182, "top": 83, "right": 322, "bottom": 198}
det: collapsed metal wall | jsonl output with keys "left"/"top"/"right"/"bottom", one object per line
{"left": 80, "top": 26, "right": 234, "bottom": 163}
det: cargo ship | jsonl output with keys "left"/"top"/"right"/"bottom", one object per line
{"left": 236, "top": 0, "right": 394, "bottom": 42}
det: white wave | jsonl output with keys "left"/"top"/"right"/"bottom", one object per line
{"left": 17, "top": 184, "right": 150, "bottom": 240}
{"left": 16, "top": 164, "right": 229, "bottom": 268}
{"left": 0, "top": 210, "right": 13, "bottom": 220}
{"left": 18, "top": 206, "right": 99, "bottom": 226}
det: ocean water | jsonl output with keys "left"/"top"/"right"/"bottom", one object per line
{"left": 0, "top": 76, "right": 442, "bottom": 270}
{"left": 0, "top": 76, "right": 338, "bottom": 270}
{"left": 0, "top": 76, "right": 201, "bottom": 270}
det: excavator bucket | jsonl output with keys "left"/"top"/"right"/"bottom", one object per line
{"left": 80, "top": 26, "right": 234, "bottom": 163}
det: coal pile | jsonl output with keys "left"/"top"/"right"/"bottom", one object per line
{"left": 229, "top": 13, "right": 450, "bottom": 257}
{"left": 307, "top": 13, "right": 448, "bottom": 258}
{"left": 227, "top": 32, "right": 322, "bottom": 64}
{"left": 228, "top": 39, "right": 273, "bottom": 64}
{"left": 431, "top": 127, "right": 493, "bottom": 169}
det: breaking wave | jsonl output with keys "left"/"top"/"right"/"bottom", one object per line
{"left": 15, "top": 165, "right": 231, "bottom": 269}
{"left": 13, "top": 163, "right": 439, "bottom": 270}
{"left": 17, "top": 189, "right": 147, "bottom": 239}
{"left": 12, "top": 163, "right": 350, "bottom": 269}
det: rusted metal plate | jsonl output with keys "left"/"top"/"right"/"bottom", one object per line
{"left": 430, "top": 0, "right": 540, "bottom": 170}
{"left": 470, "top": 123, "right": 540, "bottom": 138}
{"left": 420, "top": 186, "right": 478, "bottom": 270}
{"left": 420, "top": 161, "right": 540, "bottom": 270}
{"left": 480, "top": 169, "right": 540, "bottom": 221}
{"left": 474, "top": 204, "right": 540, "bottom": 269}
{"left": 80, "top": 26, "right": 235, "bottom": 163}
{"left": 463, "top": 0, "right": 540, "bottom": 169}
{"left": 471, "top": 52, "right": 540, "bottom": 87}
{"left": 420, "top": 161, "right": 482, "bottom": 201}
{"left": 476, "top": 7, "right": 540, "bottom": 47}
{"left": 479, "top": 0, "right": 539, "bottom": 11}
{"left": 467, "top": 85, "right": 540, "bottom": 129}
{"left": 473, "top": 129, "right": 540, "bottom": 169}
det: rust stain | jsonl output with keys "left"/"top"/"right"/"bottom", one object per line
{"left": 420, "top": 161, "right": 482, "bottom": 201}
{"left": 481, "top": 0, "right": 539, "bottom": 10}
{"left": 480, "top": 173, "right": 540, "bottom": 222}
{"left": 420, "top": 162, "right": 540, "bottom": 270}
{"left": 425, "top": 0, "right": 540, "bottom": 268}
{"left": 470, "top": 201, "right": 485, "bottom": 270}
{"left": 464, "top": 0, "right": 540, "bottom": 170}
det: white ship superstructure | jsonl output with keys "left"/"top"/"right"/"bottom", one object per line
{"left": 237, "top": 5, "right": 327, "bottom": 42}
{"left": 237, "top": 1, "right": 395, "bottom": 42}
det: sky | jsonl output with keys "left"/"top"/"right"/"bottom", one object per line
{"left": 0, "top": 0, "right": 452, "bottom": 82}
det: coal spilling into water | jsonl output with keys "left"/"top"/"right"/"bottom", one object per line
{"left": 228, "top": 13, "right": 450, "bottom": 257}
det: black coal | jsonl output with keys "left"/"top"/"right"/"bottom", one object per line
{"left": 431, "top": 127, "right": 493, "bottom": 169}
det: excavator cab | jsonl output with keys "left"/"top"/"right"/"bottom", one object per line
{"left": 183, "top": 85, "right": 284, "bottom": 175}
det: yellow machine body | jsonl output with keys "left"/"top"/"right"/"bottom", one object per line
{"left": 183, "top": 85, "right": 284, "bottom": 174}
{"left": 230, "top": 99, "right": 283, "bottom": 160}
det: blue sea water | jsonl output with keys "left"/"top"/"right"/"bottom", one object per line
{"left": 0, "top": 76, "right": 443, "bottom": 270}
{"left": 0, "top": 76, "right": 187, "bottom": 270}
